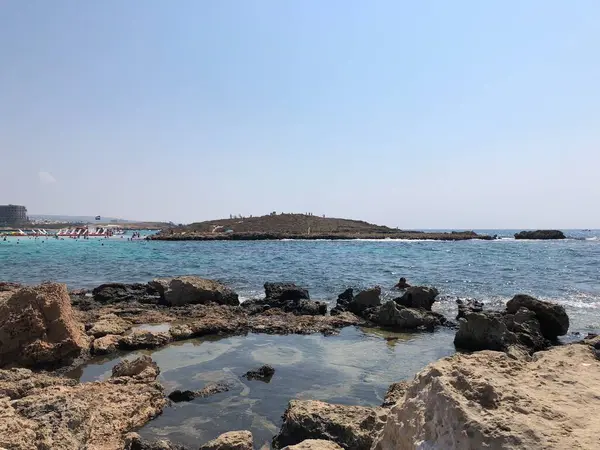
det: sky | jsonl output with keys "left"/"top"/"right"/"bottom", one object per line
{"left": 1, "top": 1, "right": 599, "bottom": 229}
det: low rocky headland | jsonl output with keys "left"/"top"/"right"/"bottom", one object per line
{"left": 1, "top": 277, "right": 599, "bottom": 449}
{"left": 148, "top": 214, "right": 493, "bottom": 241}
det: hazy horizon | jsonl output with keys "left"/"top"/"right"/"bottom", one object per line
{"left": 2, "top": 1, "right": 599, "bottom": 229}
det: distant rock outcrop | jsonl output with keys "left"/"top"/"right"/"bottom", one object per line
{"left": 514, "top": 230, "right": 566, "bottom": 240}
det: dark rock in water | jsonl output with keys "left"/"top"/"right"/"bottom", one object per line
{"left": 454, "top": 312, "right": 511, "bottom": 351}
{"left": 168, "top": 389, "right": 196, "bottom": 403}
{"left": 394, "top": 286, "right": 439, "bottom": 311}
{"left": 264, "top": 282, "right": 310, "bottom": 301}
{"left": 92, "top": 283, "right": 159, "bottom": 304}
{"left": 331, "top": 287, "right": 381, "bottom": 317}
{"left": 272, "top": 399, "right": 387, "bottom": 450}
{"left": 504, "top": 307, "right": 549, "bottom": 352}
{"left": 506, "top": 294, "right": 569, "bottom": 339}
{"left": 456, "top": 298, "right": 484, "bottom": 320}
{"left": 514, "top": 230, "right": 566, "bottom": 240}
{"left": 377, "top": 301, "right": 442, "bottom": 330}
{"left": 149, "top": 276, "right": 239, "bottom": 307}
{"left": 330, "top": 288, "right": 354, "bottom": 316}
{"left": 381, "top": 381, "right": 410, "bottom": 408}
{"left": 168, "top": 382, "right": 231, "bottom": 403}
{"left": 124, "top": 433, "right": 191, "bottom": 450}
{"left": 244, "top": 364, "right": 275, "bottom": 382}
{"left": 69, "top": 288, "right": 88, "bottom": 296}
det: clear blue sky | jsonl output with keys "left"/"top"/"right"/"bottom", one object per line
{"left": 1, "top": 1, "right": 599, "bottom": 228}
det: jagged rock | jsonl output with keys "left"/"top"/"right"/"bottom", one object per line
{"left": 372, "top": 344, "right": 600, "bottom": 450}
{"left": 92, "top": 283, "right": 159, "bottom": 304}
{"left": 330, "top": 289, "right": 354, "bottom": 315}
{"left": 199, "top": 430, "right": 253, "bottom": 450}
{"left": 124, "top": 433, "right": 190, "bottom": 450}
{"left": 168, "top": 382, "right": 230, "bottom": 402}
{"left": 0, "top": 360, "right": 166, "bottom": 450}
{"left": 112, "top": 355, "right": 160, "bottom": 381}
{"left": 0, "top": 283, "right": 89, "bottom": 369}
{"left": 381, "top": 381, "right": 410, "bottom": 408}
{"left": 87, "top": 313, "right": 131, "bottom": 337}
{"left": 514, "top": 230, "right": 566, "bottom": 240}
{"left": 149, "top": 276, "right": 239, "bottom": 307}
{"left": 506, "top": 294, "right": 569, "bottom": 339}
{"left": 456, "top": 298, "right": 484, "bottom": 319}
{"left": 282, "top": 440, "right": 343, "bottom": 449}
{"left": 394, "top": 286, "right": 439, "bottom": 311}
{"left": 504, "top": 307, "right": 549, "bottom": 352}
{"left": 119, "top": 330, "right": 172, "bottom": 350}
{"left": 377, "top": 301, "right": 442, "bottom": 330}
{"left": 92, "top": 334, "right": 121, "bottom": 355}
{"left": 264, "top": 282, "right": 310, "bottom": 301}
{"left": 454, "top": 311, "right": 514, "bottom": 351}
{"left": 243, "top": 365, "right": 275, "bottom": 382}
{"left": 272, "top": 400, "right": 387, "bottom": 450}
{"left": 350, "top": 287, "right": 381, "bottom": 314}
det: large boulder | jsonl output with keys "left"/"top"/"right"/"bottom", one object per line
{"left": 150, "top": 276, "right": 239, "bottom": 306}
{"left": 92, "top": 283, "right": 160, "bottom": 304}
{"left": 0, "top": 358, "right": 166, "bottom": 450}
{"left": 506, "top": 294, "right": 569, "bottom": 339}
{"left": 264, "top": 282, "right": 310, "bottom": 301}
{"left": 514, "top": 230, "right": 566, "bottom": 240}
{"left": 198, "top": 430, "right": 253, "bottom": 450}
{"left": 0, "top": 283, "right": 89, "bottom": 369}
{"left": 377, "top": 301, "right": 442, "bottom": 330}
{"left": 283, "top": 440, "right": 343, "bottom": 449}
{"left": 242, "top": 283, "right": 326, "bottom": 316}
{"left": 394, "top": 286, "right": 439, "bottom": 311}
{"left": 372, "top": 344, "right": 600, "bottom": 450}
{"left": 272, "top": 400, "right": 387, "bottom": 450}
{"left": 330, "top": 287, "right": 381, "bottom": 317}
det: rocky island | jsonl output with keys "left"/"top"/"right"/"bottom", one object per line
{"left": 148, "top": 213, "right": 492, "bottom": 241}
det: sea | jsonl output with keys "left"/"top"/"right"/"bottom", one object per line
{"left": 1, "top": 229, "right": 599, "bottom": 446}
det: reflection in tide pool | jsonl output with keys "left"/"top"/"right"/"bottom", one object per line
{"left": 72, "top": 327, "right": 454, "bottom": 447}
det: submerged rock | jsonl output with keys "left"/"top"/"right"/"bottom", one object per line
{"left": 243, "top": 364, "right": 275, "bottom": 382}
{"left": 506, "top": 294, "right": 569, "bottom": 339}
{"left": 272, "top": 400, "right": 387, "bottom": 450}
{"left": 393, "top": 286, "right": 439, "bottom": 311}
{"left": 168, "top": 382, "right": 230, "bottom": 403}
{"left": 372, "top": 343, "right": 600, "bottom": 450}
{"left": 0, "top": 283, "right": 89, "bottom": 369}
{"left": 282, "top": 440, "right": 343, "bottom": 449}
{"left": 514, "top": 230, "right": 566, "bottom": 240}
{"left": 198, "top": 430, "right": 253, "bottom": 450}
{"left": 150, "top": 276, "right": 239, "bottom": 307}
{"left": 92, "top": 282, "right": 159, "bottom": 304}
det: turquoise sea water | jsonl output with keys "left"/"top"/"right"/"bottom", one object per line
{"left": 1, "top": 229, "right": 599, "bottom": 331}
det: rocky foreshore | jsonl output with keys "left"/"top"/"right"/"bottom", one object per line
{"left": 1, "top": 277, "right": 599, "bottom": 449}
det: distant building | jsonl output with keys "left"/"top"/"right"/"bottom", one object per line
{"left": 0, "top": 204, "right": 28, "bottom": 226}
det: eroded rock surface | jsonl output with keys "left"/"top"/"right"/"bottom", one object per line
{"left": 87, "top": 313, "right": 131, "bottom": 337}
{"left": 377, "top": 301, "right": 442, "bottom": 330}
{"left": 111, "top": 355, "right": 160, "bottom": 381}
{"left": 150, "top": 276, "right": 239, "bottom": 307}
{"left": 119, "top": 330, "right": 172, "bottom": 350}
{"left": 394, "top": 286, "right": 439, "bottom": 311}
{"left": 506, "top": 294, "right": 569, "bottom": 339}
{"left": 242, "top": 282, "right": 326, "bottom": 316}
{"left": 381, "top": 381, "right": 410, "bottom": 408}
{"left": 92, "top": 282, "right": 159, "bottom": 304}
{"left": 0, "top": 283, "right": 89, "bottom": 369}
{"left": 272, "top": 400, "right": 387, "bottom": 450}
{"left": 283, "top": 440, "right": 343, "bottom": 449}
{"left": 168, "top": 382, "right": 230, "bottom": 402}
{"left": 243, "top": 364, "right": 275, "bottom": 382}
{"left": 198, "top": 430, "right": 253, "bottom": 450}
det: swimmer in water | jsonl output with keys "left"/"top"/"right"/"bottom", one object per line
{"left": 394, "top": 277, "right": 410, "bottom": 289}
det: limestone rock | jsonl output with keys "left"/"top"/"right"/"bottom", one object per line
{"left": 394, "top": 286, "right": 439, "bottom": 311}
{"left": 514, "top": 230, "right": 566, "bottom": 240}
{"left": 0, "top": 283, "right": 89, "bottom": 369}
{"left": 506, "top": 294, "right": 569, "bottom": 339}
{"left": 0, "top": 368, "right": 76, "bottom": 399}
{"left": 92, "top": 282, "right": 159, "bottom": 304}
{"left": 112, "top": 355, "right": 160, "bottom": 381}
{"left": 272, "top": 400, "right": 387, "bottom": 450}
{"left": 381, "top": 381, "right": 410, "bottom": 408}
{"left": 199, "top": 430, "right": 253, "bottom": 450}
{"left": 150, "top": 276, "right": 239, "bottom": 306}
{"left": 91, "top": 334, "right": 121, "bottom": 355}
{"left": 282, "top": 440, "right": 343, "bottom": 449}
{"left": 87, "top": 313, "right": 131, "bottom": 337}
{"left": 119, "top": 330, "right": 172, "bottom": 350}
{"left": 124, "top": 433, "right": 190, "bottom": 449}
{"left": 377, "top": 301, "right": 441, "bottom": 330}
{"left": 372, "top": 344, "right": 600, "bottom": 450}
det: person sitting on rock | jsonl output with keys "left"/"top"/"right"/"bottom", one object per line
{"left": 394, "top": 277, "right": 410, "bottom": 289}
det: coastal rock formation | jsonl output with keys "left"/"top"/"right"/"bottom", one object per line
{"left": 282, "top": 440, "right": 343, "bottom": 449}
{"left": 87, "top": 313, "right": 131, "bottom": 337}
{"left": 112, "top": 355, "right": 160, "bottom": 381}
{"left": 242, "top": 282, "right": 326, "bottom": 316}
{"left": 456, "top": 298, "right": 484, "bottom": 319}
{"left": 0, "top": 283, "right": 89, "bottom": 369}
{"left": 514, "top": 230, "right": 566, "bottom": 240}
{"left": 243, "top": 364, "right": 275, "bottom": 382}
{"left": 372, "top": 343, "right": 600, "bottom": 450}
{"left": 168, "top": 382, "right": 230, "bottom": 402}
{"left": 119, "top": 330, "right": 172, "bottom": 350}
{"left": 394, "top": 286, "right": 439, "bottom": 311}
{"left": 265, "top": 282, "right": 310, "bottom": 301}
{"left": 0, "top": 358, "right": 166, "bottom": 450}
{"left": 506, "top": 294, "right": 569, "bottom": 339}
{"left": 92, "top": 334, "right": 121, "bottom": 355}
{"left": 381, "top": 381, "right": 410, "bottom": 408}
{"left": 150, "top": 276, "right": 240, "bottom": 307}
{"left": 198, "top": 430, "right": 253, "bottom": 450}
{"left": 124, "top": 433, "right": 190, "bottom": 450}
{"left": 272, "top": 400, "right": 387, "bottom": 450}
{"left": 92, "top": 282, "right": 160, "bottom": 304}
{"left": 377, "top": 301, "right": 442, "bottom": 330}
{"left": 330, "top": 287, "right": 381, "bottom": 317}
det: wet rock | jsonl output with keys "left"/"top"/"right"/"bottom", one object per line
{"left": 124, "top": 433, "right": 191, "bottom": 450}
{"left": 504, "top": 307, "right": 549, "bottom": 351}
{"left": 92, "top": 334, "right": 121, "bottom": 355}
{"left": 394, "top": 286, "right": 439, "bottom": 311}
{"left": 0, "top": 361, "right": 166, "bottom": 450}
{"left": 248, "top": 310, "right": 361, "bottom": 335}
{"left": 168, "top": 389, "right": 196, "bottom": 402}
{"left": 350, "top": 287, "right": 381, "bottom": 314}
{"left": 282, "top": 440, "right": 343, "bottom": 449}
{"left": 92, "top": 282, "right": 159, "bottom": 304}
{"left": 381, "top": 381, "right": 410, "bottom": 408}
{"left": 168, "top": 382, "right": 230, "bottom": 402}
{"left": 377, "top": 301, "right": 442, "bottom": 330}
{"left": 0, "top": 283, "right": 89, "bottom": 369}
{"left": 150, "top": 276, "right": 239, "bottom": 307}
{"left": 456, "top": 298, "right": 484, "bottom": 320}
{"left": 272, "top": 400, "right": 387, "bottom": 450}
{"left": 454, "top": 311, "right": 514, "bottom": 351}
{"left": 506, "top": 294, "right": 569, "bottom": 339}
{"left": 514, "top": 229, "right": 566, "bottom": 240}
{"left": 169, "top": 323, "right": 195, "bottom": 340}
{"left": 264, "top": 282, "right": 310, "bottom": 301}
{"left": 243, "top": 364, "right": 275, "bottom": 382}
{"left": 330, "top": 289, "right": 354, "bottom": 315}
{"left": 199, "top": 430, "right": 253, "bottom": 450}
{"left": 119, "top": 330, "right": 172, "bottom": 350}
{"left": 112, "top": 355, "right": 160, "bottom": 381}
{"left": 242, "top": 297, "right": 327, "bottom": 316}
{"left": 87, "top": 313, "right": 131, "bottom": 337}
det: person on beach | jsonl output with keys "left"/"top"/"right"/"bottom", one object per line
{"left": 394, "top": 277, "right": 410, "bottom": 289}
